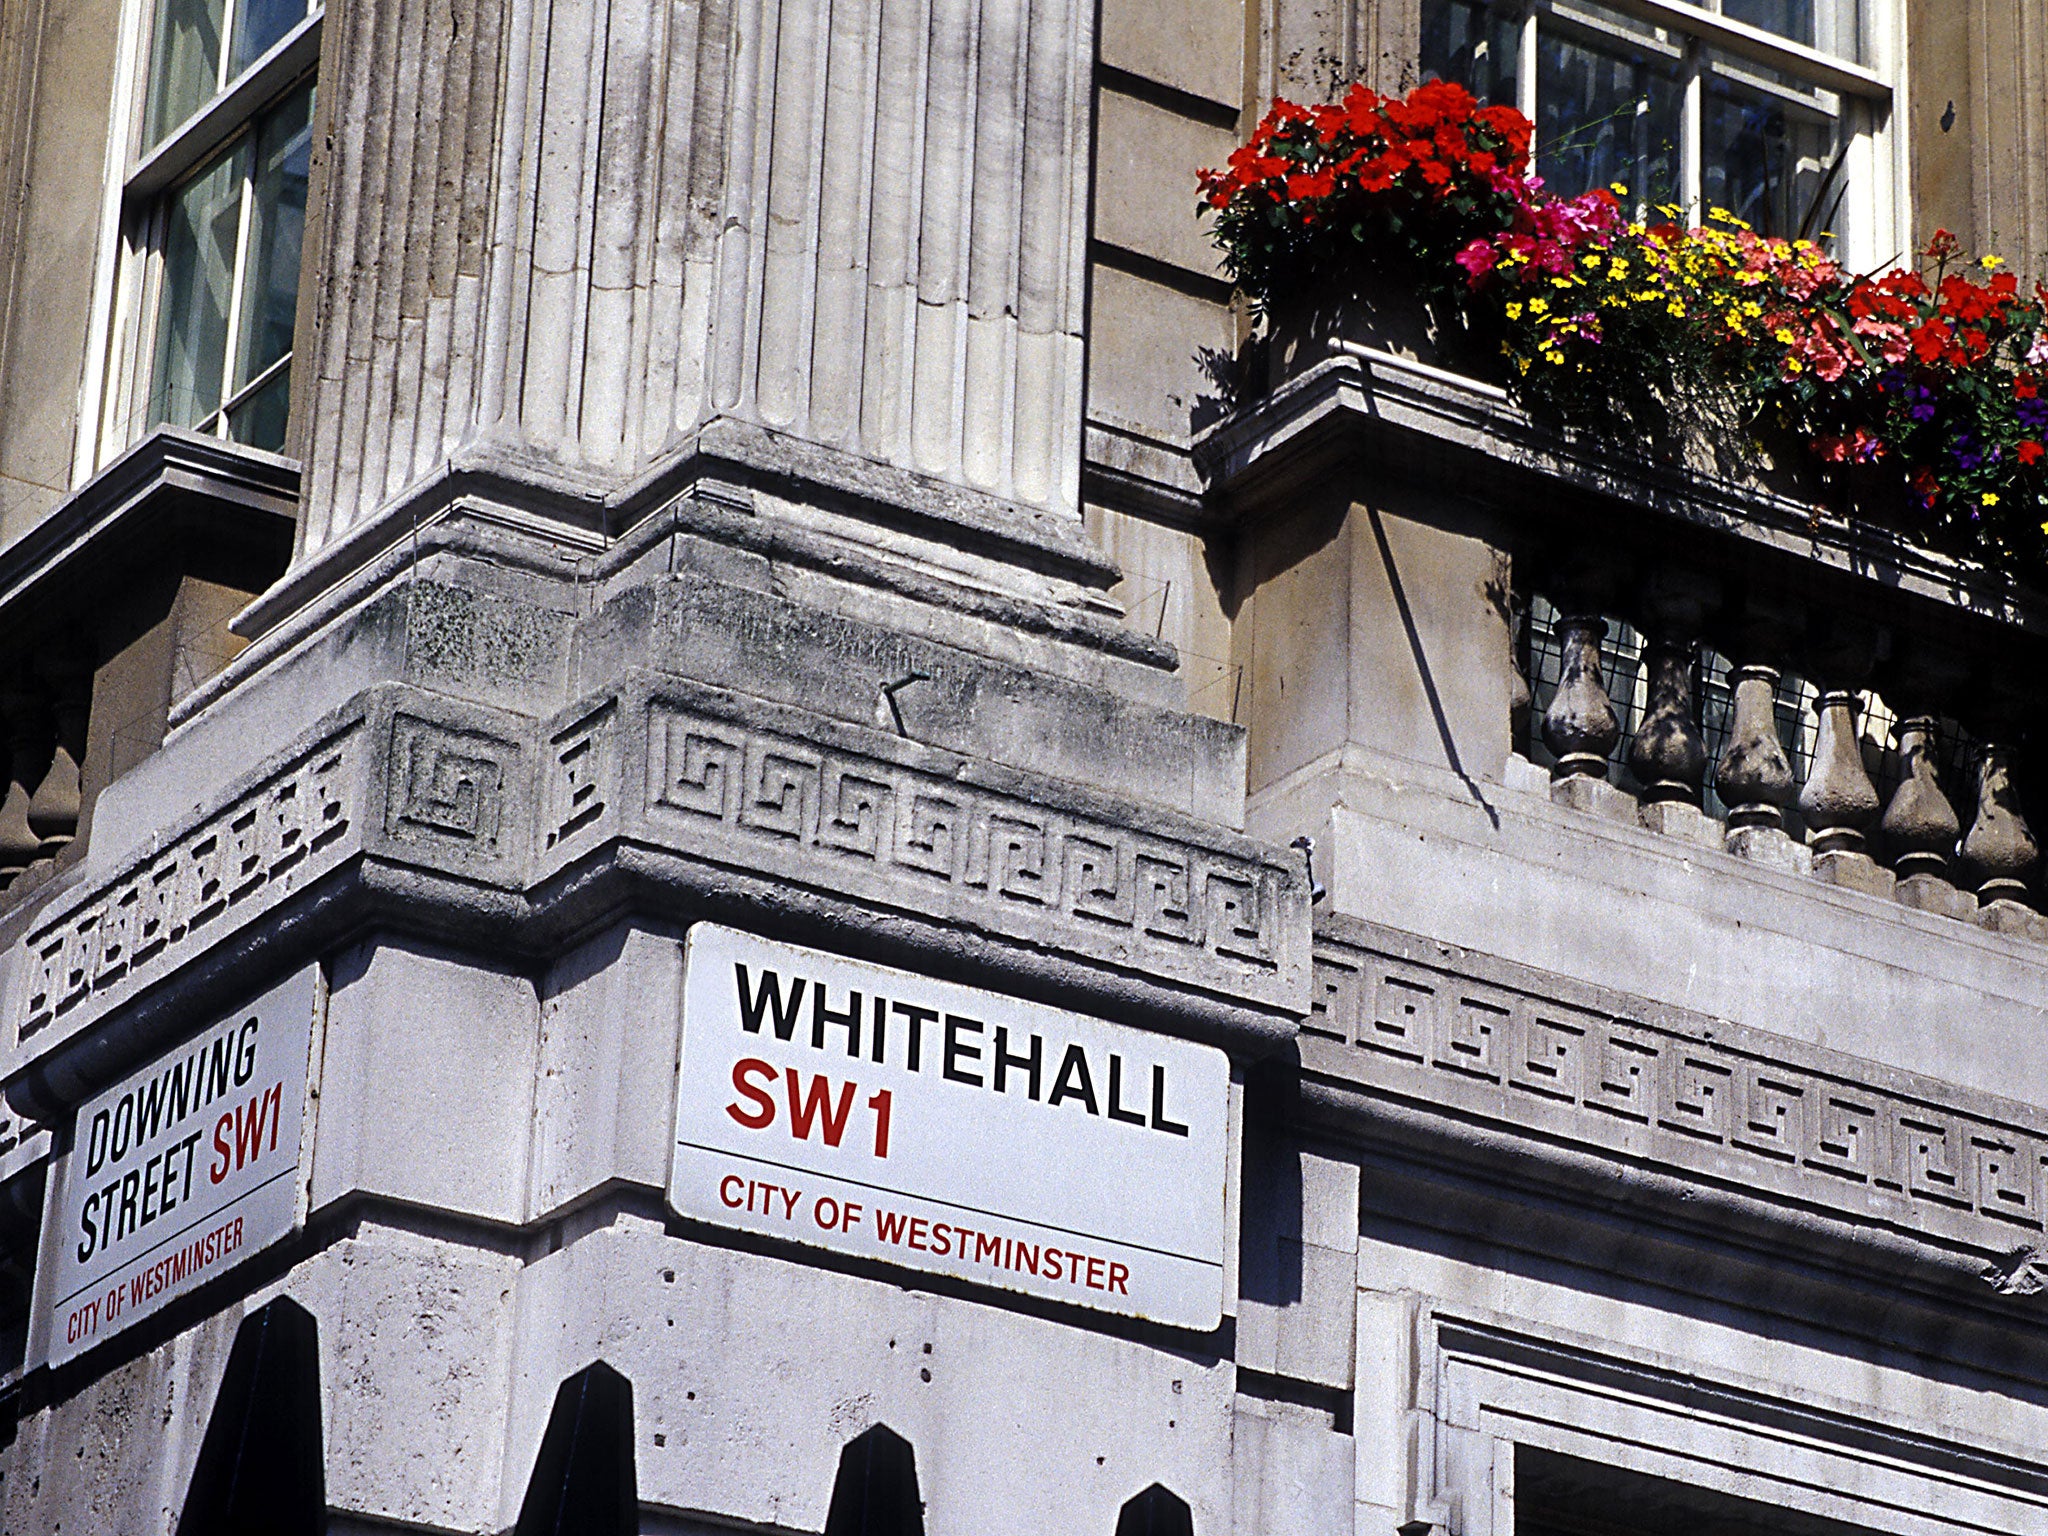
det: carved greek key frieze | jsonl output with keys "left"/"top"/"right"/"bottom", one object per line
{"left": 637, "top": 698, "right": 1303, "bottom": 998}
{"left": 546, "top": 703, "right": 613, "bottom": 851}
{"left": 1309, "top": 919, "right": 2048, "bottom": 1250}
{"left": 16, "top": 727, "right": 358, "bottom": 1041}
{"left": 385, "top": 714, "right": 515, "bottom": 854}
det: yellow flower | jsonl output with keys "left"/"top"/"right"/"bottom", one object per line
{"left": 1667, "top": 300, "right": 1686, "bottom": 317}
{"left": 1982, "top": 492, "right": 2000, "bottom": 507}
{"left": 1505, "top": 302, "right": 1524, "bottom": 320}
{"left": 1609, "top": 260, "right": 1630, "bottom": 280}
{"left": 1774, "top": 327, "right": 1796, "bottom": 344}
{"left": 1528, "top": 296, "right": 1549, "bottom": 316}
{"left": 1609, "top": 181, "right": 1629, "bottom": 196}
{"left": 1982, "top": 255, "right": 2005, "bottom": 270}
{"left": 1786, "top": 357, "right": 1804, "bottom": 374}
{"left": 1517, "top": 357, "right": 1532, "bottom": 375}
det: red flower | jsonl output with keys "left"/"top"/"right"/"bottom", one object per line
{"left": 2019, "top": 440, "right": 2046, "bottom": 465}
{"left": 1286, "top": 169, "right": 1336, "bottom": 201}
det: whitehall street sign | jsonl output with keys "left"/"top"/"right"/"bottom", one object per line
{"left": 39, "top": 965, "right": 319, "bottom": 1365}
{"left": 670, "top": 925, "right": 1231, "bottom": 1331}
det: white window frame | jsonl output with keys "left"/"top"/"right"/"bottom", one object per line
{"left": 72, "top": 0, "right": 322, "bottom": 483}
{"left": 1439, "top": 0, "right": 1906, "bottom": 274}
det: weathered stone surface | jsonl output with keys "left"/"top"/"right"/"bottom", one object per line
{"left": 1099, "top": 0, "right": 1241, "bottom": 107}
{"left": 1724, "top": 822, "right": 1813, "bottom": 874}
{"left": 1638, "top": 799, "right": 1723, "bottom": 848}
{"left": 1811, "top": 849, "right": 1897, "bottom": 901}
{"left": 313, "top": 939, "right": 538, "bottom": 1225}
{"left": 1093, "top": 90, "right": 1238, "bottom": 277}
{"left": 1550, "top": 773, "right": 1636, "bottom": 825}
{"left": 1894, "top": 872, "right": 1978, "bottom": 921}
{"left": 1278, "top": 751, "right": 2048, "bottom": 1110}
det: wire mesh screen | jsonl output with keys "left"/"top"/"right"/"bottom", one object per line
{"left": 1518, "top": 595, "right": 1980, "bottom": 843}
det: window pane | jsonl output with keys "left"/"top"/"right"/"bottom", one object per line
{"left": 149, "top": 145, "right": 248, "bottom": 430}
{"left": 1702, "top": 58, "right": 1842, "bottom": 240}
{"left": 1420, "top": 0, "right": 1520, "bottom": 107}
{"left": 226, "top": 365, "right": 291, "bottom": 451}
{"left": 233, "top": 84, "right": 313, "bottom": 392}
{"left": 231, "top": 0, "right": 310, "bottom": 77}
{"left": 143, "top": 0, "right": 225, "bottom": 148}
{"left": 1722, "top": 0, "right": 1816, "bottom": 47}
{"left": 1536, "top": 26, "right": 1683, "bottom": 204}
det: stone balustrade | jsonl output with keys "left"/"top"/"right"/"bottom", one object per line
{"left": 1520, "top": 570, "right": 2044, "bottom": 941}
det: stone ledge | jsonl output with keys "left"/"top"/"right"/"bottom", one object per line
{"left": 1194, "top": 346, "right": 2048, "bottom": 634}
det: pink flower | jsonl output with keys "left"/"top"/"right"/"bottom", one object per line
{"left": 1455, "top": 239, "right": 1497, "bottom": 282}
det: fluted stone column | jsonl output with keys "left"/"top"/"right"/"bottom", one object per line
{"left": 296, "top": 0, "right": 1095, "bottom": 572}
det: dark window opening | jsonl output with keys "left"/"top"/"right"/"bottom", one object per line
{"left": 1516, "top": 1445, "right": 1878, "bottom": 1536}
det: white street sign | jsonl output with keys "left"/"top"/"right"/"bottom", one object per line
{"left": 669, "top": 925, "right": 1231, "bottom": 1330}
{"left": 39, "top": 966, "right": 319, "bottom": 1365}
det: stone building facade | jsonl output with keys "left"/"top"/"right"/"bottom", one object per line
{"left": 0, "top": 0, "right": 2044, "bottom": 1532}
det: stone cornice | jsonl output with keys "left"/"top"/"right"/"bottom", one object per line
{"left": 1301, "top": 911, "right": 2048, "bottom": 1303}
{"left": 0, "top": 428, "right": 298, "bottom": 639}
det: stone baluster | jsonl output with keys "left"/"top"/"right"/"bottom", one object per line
{"left": 1542, "top": 612, "right": 1643, "bottom": 825}
{"left": 1875, "top": 639, "right": 1972, "bottom": 918}
{"left": 1631, "top": 570, "right": 1719, "bottom": 846}
{"left": 26, "top": 655, "right": 89, "bottom": 859}
{"left": 1884, "top": 716, "right": 1962, "bottom": 877}
{"left": 1796, "top": 614, "right": 1889, "bottom": 894}
{"left": 0, "top": 693, "right": 41, "bottom": 884}
{"left": 1631, "top": 640, "right": 1707, "bottom": 803}
{"left": 1713, "top": 595, "right": 1807, "bottom": 869}
{"left": 1799, "top": 690, "right": 1889, "bottom": 895}
{"left": 1542, "top": 615, "right": 1619, "bottom": 779}
{"left": 1959, "top": 742, "right": 2043, "bottom": 935}
{"left": 1717, "top": 663, "right": 1802, "bottom": 867}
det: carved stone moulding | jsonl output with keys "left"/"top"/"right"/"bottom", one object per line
{"left": 1302, "top": 912, "right": 2048, "bottom": 1299}
{"left": 4, "top": 674, "right": 1312, "bottom": 1117}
